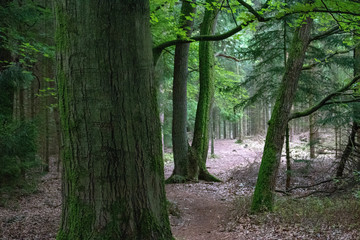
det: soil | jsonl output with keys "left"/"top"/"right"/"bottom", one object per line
{"left": 0, "top": 137, "right": 359, "bottom": 239}
{"left": 165, "top": 139, "right": 261, "bottom": 240}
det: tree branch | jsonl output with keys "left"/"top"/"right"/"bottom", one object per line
{"left": 323, "top": 97, "right": 360, "bottom": 105}
{"left": 237, "top": 0, "right": 265, "bottom": 21}
{"left": 320, "top": 0, "right": 342, "bottom": 29}
{"left": 153, "top": 20, "right": 256, "bottom": 63}
{"left": 227, "top": 0, "right": 238, "bottom": 26}
{"left": 153, "top": 0, "right": 271, "bottom": 63}
{"left": 153, "top": 4, "right": 360, "bottom": 63}
{"left": 302, "top": 46, "right": 357, "bottom": 70}
{"left": 289, "top": 74, "right": 360, "bottom": 120}
{"left": 215, "top": 52, "right": 249, "bottom": 62}
{"left": 284, "top": 9, "right": 360, "bottom": 18}
{"left": 310, "top": 26, "right": 341, "bottom": 42}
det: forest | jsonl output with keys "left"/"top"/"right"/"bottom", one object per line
{"left": 1, "top": 0, "right": 360, "bottom": 239}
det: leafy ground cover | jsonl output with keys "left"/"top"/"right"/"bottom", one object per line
{"left": 0, "top": 137, "right": 359, "bottom": 239}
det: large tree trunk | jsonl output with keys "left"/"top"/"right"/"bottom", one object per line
{"left": 189, "top": 0, "right": 220, "bottom": 182}
{"left": 55, "top": 1, "right": 173, "bottom": 239}
{"left": 251, "top": 17, "right": 313, "bottom": 213}
{"left": 168, "top": 0, "right": 196, "bottom": 183}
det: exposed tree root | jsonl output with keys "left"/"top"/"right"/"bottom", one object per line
{"left": 198, "top": 169, "right": 222, "bottom": 182}
{"left": 165, "top": 174, "right": 189, "bottom": 184}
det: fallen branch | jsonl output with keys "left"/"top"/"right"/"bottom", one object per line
{"left": 295, "top": 188, "right": 338, "bottom": 199}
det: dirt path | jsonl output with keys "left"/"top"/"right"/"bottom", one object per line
{"left": 165, "top": 139, "right": 262, "bottom": 240}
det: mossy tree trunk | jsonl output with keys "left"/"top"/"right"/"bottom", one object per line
{"left": 168, "top": 0, "right": 196, "bottom": 183}
{"left": 251, "top": 17, "right": 313, "bottom": 213}
{"left": 55, "top": 1, "right": 173, "bottom": 239}
{"left": 189, "top": 0, "right": 220, "bottom": 182}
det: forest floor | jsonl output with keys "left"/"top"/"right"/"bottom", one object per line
{"left": 1, "top": 136, "right": 360, "bottom": 239}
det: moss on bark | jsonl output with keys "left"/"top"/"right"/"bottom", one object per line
{"left": 55, "top": 1, "right": 173, "bottom": 239}
{"left": 190, "top": 0, "right": 220, "bottom": 182}
{"left": 251, "top": 17, "right": 313, "bottom": 213}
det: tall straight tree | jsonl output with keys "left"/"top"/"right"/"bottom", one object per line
{"left": 251, "top": 16, "right": 313, "bottom": 213}
{"left": 168, "top": 0, "right": 197, "bottom": 183}
{"left": 55, "top": 1, "right": 173, "bottom": 239}
{"left": 189, "top": 0, "right": 220, "bottom": 181}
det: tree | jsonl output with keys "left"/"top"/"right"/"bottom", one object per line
{"left": 336, "top": 45, "right": 360, "bottom": 177}
{"left": 55, "top": 1, "right": 173, "bottom": 239}
{"left": 189, "top": 0, "right": 221, "bottom": 181}
{"left": 251, "top": 16, "right": 313, "bottom": 213}
{"left": 168, "top": 0, "right": 197, "bottom": 183}
{"left": 0, "top": 0, "right": 42, "bottom": 190}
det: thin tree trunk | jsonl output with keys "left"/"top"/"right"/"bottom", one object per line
{"left": 54, "top": 107, "right": 62, "bottom": 173}
{"left": 251, "top": 17, "right": 313, "bottom": 213}
{"left": 285, "top": 125, "right": 291, "bottom": 190}
{"left": 211, "top": 107, "right": 215, "bottom": 155}
{"left": 218, "top": 113, "right": 221, "bottom": 139}
{"left": 44, "top": 91, "right": 50, "bottom": 172}
{"left": 335, "top": 125, "right": 338, "bottom": 158}
{"left": 238, "top": 118, "right": 242, "bottom": 142}
{"left": 336, "top": 123, "right": 358, "bottom": 177}
{"left": 309, "top": 94, "right": 318, "bottom": 159}
{"left": 233, "top": 122, "right": 237, "bottom": 139}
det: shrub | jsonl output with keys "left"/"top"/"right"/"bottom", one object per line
{"left": 232, "top": 195, "right": 360, "bottom": 231}
{"left": 0, "top": 118, "right": 39, "bottom": 189}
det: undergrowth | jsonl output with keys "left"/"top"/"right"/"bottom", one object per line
{"left": 163, "top": 153, "right": 174, "bottom": 163}
{"left": 233, "top": 195, "right": 360, "bottom": 231}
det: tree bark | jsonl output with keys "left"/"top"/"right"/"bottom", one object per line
{"left": 55, "top": 1, "right": 173, "bottom": 239}
{"left": 309, "top": 111, "right": 317, "bottom": 159}
{"left": 168, "top": 0, "right": 196, "bottom": 183}
{"left": 190, "top": 0, "right": 221, "bottom": 182}
{"left": 336, "top": 122, "right": 358, "bottom": 177}
{"left": 251, "top": 17, "right": 313, "bottom": 213}
{"left": 211, "top": 106, "right": 216, "bottom": 155}
{"left": 218, "top": 110, "right": 221, "bottom": 139}
{"left": 285, "top": 125, "right": 291, "bottom": 190}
